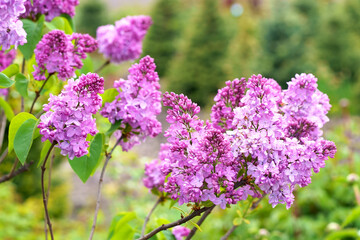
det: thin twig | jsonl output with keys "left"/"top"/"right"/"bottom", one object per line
{"left": 30, "top": 73, "right": 54, "bottom": 114}
{"left": 44, "top": 151, "right": 55, "bottom": 240}
{"left": 95, "top": 60, "right": 110, "bottom": 73}
{"left": 0, "top": 113, "right": 7, "bottom": 151}
{"left": 8, "top": 158, "right": 19, "bottom": 176}
{"left": 41, "top": 143, "right": 56, "bottom": 240}
{"left": 0, "top": 148, "right": 8, "bottom": 165}
{"left": 139, "top": 180, "right": 248, "bottom": 240}
{"left": 0, "top": 160, "right": 34, "bottom": 183}
{"left": 185, "top": 205, "right": 216, "bottom": 240}
{"left": 89, "top": 137, "right": 122, "bottom": 240}
{"left": 220, "top": 225, "right": 237, "bottom": 240}
{"left": 21, "top": 57, "right": 25, "bottom": 112}
{"left": 141, "top": 197, "right": 163, "bottom": 237}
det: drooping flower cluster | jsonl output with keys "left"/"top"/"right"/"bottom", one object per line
{"left": 100, "top": 55, "right": 162, "bottom": 151}
{"left": 38, "top": 73, "right": 104, "bottom": 159}
{"left": 96, "top": 15, "right": 152, "bottom": 63}
{"left": 20, "top": 0, "right": 79, "bottom": 21}
{"left": 144, "top": 73, "right": 336, "bottom": 210}
{"left": 172, "top": 226, "right": 191, "bottom": 240}
{"left": 33, "top": 30, "right": 97, "bottom": 81}
{"left": 0, "top": 0, "right": 27, "bottom": 50}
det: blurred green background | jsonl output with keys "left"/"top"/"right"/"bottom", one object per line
{"left": 1, "top": 0, "right": 360, "bottom": 239}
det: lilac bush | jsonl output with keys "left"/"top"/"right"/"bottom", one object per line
{"left": 38, "top": 73, "right": 104, "bottom": 159}
{"left": 96, "top": 15, "right": 152, "bottom": 64}
{"left": 144, "top": 74, "right": 336, "bottom": 210}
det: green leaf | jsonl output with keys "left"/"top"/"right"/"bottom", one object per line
{"left": 60, "top": 13, "right": 76, "bottom": 31}
{"left": 68, "top": 133, "right": 104, "bottom": 183}
{"left": 0, "top": 73, "right": 15, "bottom": 88}
{"left": 171, "top": 206, "right": 186, "bottom": 215}
{"left": 107, "top": 212, "right": 137, "bottom": 240}
{"left": 341, "top": 206, "right": 360, "bottom": 228}
{"left": 1, "top": 64, "right": 19, "bottom": 78}
{"left": 233, "top": 218, "right": 243, "bottom": 226}
{"left": 19, "top": 16, "right": 45, "bottom": 60}
{"left": 8, "top": 112, "right": 37, "bottom": 153}
{"left": 38, "top": 140, "right": 52, "bottom": 168}
{"left": 45, "top": 16, "right": 73, "bottom": 34}
{"left": 0, "top": 98, "right": 15, "bottom": 121}
{"left": 14, "top": 119, "right": 37, "bottom": 164}
{"left": 162, "top": 231, "right": 176, "bottom": 240}
{"left": 189, "top": 220, "right": 202, "bottom": 232}
{"left": 79, "top": 54, "right": 94, "bottom": 75}
{"left": 100, "top": 88, "right": 118, "bottom": 106}
{"left": 15, "top": 73, "right": 29, "bottom": 97}
{"left": 106, "top": 120, "right": 122, "bottom": 136}
{"left": 325, "top": 229, "right": 359, "bottom": 240}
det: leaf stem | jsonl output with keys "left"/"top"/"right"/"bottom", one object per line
{"left": 30, "top": 73, "right": 54, "bottom": 114}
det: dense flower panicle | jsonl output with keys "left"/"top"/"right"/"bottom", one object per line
{"left": 0, "top": 49, "right": 16, "bottom": 71}
{"left": 172, "top": 226, "right": 191, "bottom": 240}
{"left": 0, "top": 0, "right": 27, "bottom": 50}
{"left": 100, "top": 56, "right": 162, "bottom": 151}
{"left": 211, "top": 78, "right": 246, "bottom": 131}
{"left": 33, "top": 30, "right": 97, "bottom": 81}
{"left": 38, "top": 73, "right": 104, "bottom": 159}
{"left": 144, "top": 73, "right": 336, "bottom": 210}
{"left": 20, "top": 0, "right": 79, "bottom": 21}
{"left": 96, "top": 15, "right": 152, "bottom": 63}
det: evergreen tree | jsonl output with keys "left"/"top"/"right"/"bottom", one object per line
{"left": 142, "top": 0, "right": 179, "bottom": 77}
{"left": 167, "top": 0, "right": 229, "bottom": 107}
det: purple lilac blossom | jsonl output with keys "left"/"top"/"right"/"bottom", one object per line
{"left": 96, "top": 15, "right": 152, "bottom": 63}
{"left": 0, "top": 0, "right": 27, "bottom": 50}
{"left": 33, "top": 30, "right": 97, "bottom": 81}
{"left": 100, "top": 55, "right": 162, "bottom": 151}
{"left": 20, "top": 0, "right": 79, "bottom": 21}
{"left": 144, "top": 73, "right": 336, "bottom": 210}
{"left": 38, "top": 73, "right": 104, "bottom": 159}
{"left": 0, "top": 49, "right": 16, "bottom": 71}
{"left": 172, "top": 226, "right": 191, "bottom": 240}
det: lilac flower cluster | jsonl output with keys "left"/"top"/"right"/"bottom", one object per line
{"left": 96, "top": 15, "right": 152, "bottom": 63}
{"left": 21, "top": 0, "right": 79, "bottom": 21}
{"left": 38, "top": 73, "right": 104, "bottom": 159}
{"left": 0, "top": 0, "right": 27, "bottom": 50}
{"left": 100, "top": 56, "right": 162, "bottom": 151}
{"left": 144, "top": 73, "right": 336, "bottom": 210}
{"left": 0, "top": 49, "right": 16, "bottom": 71}
{"left": 33, "top": 30, "right": 97, "bottom": 81}
{"left": 172, "top": 226, "right": 191, "bottom": 240}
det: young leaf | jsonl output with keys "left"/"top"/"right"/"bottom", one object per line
{"left": 68, "top": 133, "right": 104, "bottom": 183}
{"left": 14, "top": 118, "right": 37, "bottom": 164}
{"left": 106, "top": 120, "right": 122, "bottom": 136}
{"left": 19, "top": 16, "right": 45, "bottom": 60}
{"left": 101, "top": 88, "right": 118, "bottom": 106}
{"left": 45, "top": 16, "right": 73, "bottom": 34}
{"left": 1, "top": 64, "right": 19, "bottom": 78}
{"left": 189, "top": 220, "right": 202, "bottom": 232}
{"left": 0, "top": 98, "right": 15, "bottom": 121}
{"left": 15, "top": 73, "right": 29, "bottom": 97}
{"left": 341, "top": 206, "right": 360, "bottom": 228}
{"left": 0, "top": 73, "right": 15, "bottom": 88}
{"left": 8, "top": 112, "right": 37, "bottom": 153}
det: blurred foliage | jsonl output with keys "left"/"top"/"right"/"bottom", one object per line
{"left": 167, "top": 0, "right": 230, "bottom": 107}
{"left": 142, "top": 0, "right": 180, "bottom": 77}
{"left": 76, "top": 0, "right": 108, "bottom": 37}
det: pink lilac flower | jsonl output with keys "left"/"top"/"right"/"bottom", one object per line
{"left": 172, "top": 226, "right": 191, "bottom": 240}
{"left": 96, "top": 15, "right": 152, "bottom": 63}
{"left": 145, "top": 73, "right": 336, "bottom": 210}
{"left": 38, "top": 73, "right": 104, "bottom": 159}
{"left": 100, "top": 55, "right": 162, "bottom": 151}
{"left": 0, "top": 0, "right": 27, "bottom": 50}
{"left": 20, "top": 0, "right": 79, "bottom": 21}
{"left": 33, "top": 30, "right": 97, "bottom": 81}
{"left": 0, "top": 49, "right": 16, "bottom": 71}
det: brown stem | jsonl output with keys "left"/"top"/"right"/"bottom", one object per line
{"left": 220, "top": 225, "right": 237, "bottom": 240}
{"left": 21, "top": 57, "right": 25, "bottom": 112}
{"left": 185, "top": 205, "right": 216, "bottom": 240}
{"left": 44, "top": 151, "right": 55, "bottom": 240}
{"left": 0, "top": 160, "right": 34, "bottom": 183}
{"left": 141, "top": 197, "right": 163, "bottom": 237}
{"left": 95, "top": 60, "right": 110, "bottom": 74}
{"left": 89, "top": 137, "right": 121, "bottom": 240}
{"left": 41, "top": 143, "right": 56, "bottom": 240}
{"left": 0, "top": 148, "right": 8, "bottom": 165}
{"left": 30, "top": 73, "right": 53, "bottom": 114}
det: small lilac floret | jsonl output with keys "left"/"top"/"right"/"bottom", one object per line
{"left": 172, "top": 226, "right": 191, "bottom": 240}
{"left": 38, "top": 73, "right": 104, "bottom": 159}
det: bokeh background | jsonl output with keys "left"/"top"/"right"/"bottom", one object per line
{"left": 1, "top": 0, "right": 360, "bottom": 239}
